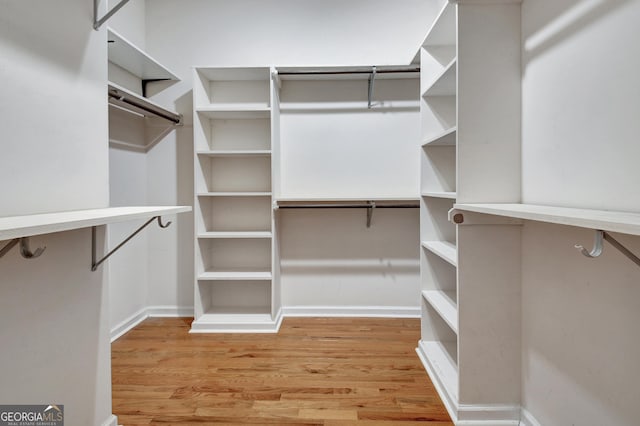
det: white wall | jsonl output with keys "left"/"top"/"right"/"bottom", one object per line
{"left": 140, "top": 0, "right": 435, "bottom": 313}
{"left": 0, "top": 0, "right": 114, "bottom": 425}
{"left": 521, "top": 1, "right": 640, "bottom": 424}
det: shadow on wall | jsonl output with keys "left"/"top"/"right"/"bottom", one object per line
{"left": 522, "top": 0, "right": 632, "bottom": 66}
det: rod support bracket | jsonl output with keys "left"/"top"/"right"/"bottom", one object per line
{"left": 0, "top": 237, "right": 46, "bottom": 260}
{"left": 576, "top": 230, "right": 640, "bottom": 268}
{"left": 366, "top": 201, "right": 376, "bottom": 228}
{"left": 91, "top": 216, "right": 172, "bottom": 271}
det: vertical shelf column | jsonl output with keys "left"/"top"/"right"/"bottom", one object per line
{"left": 191, "top": 67, "right": 281, "bottom": 333}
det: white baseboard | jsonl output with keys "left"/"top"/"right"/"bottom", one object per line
{"left": 101, "top": 414, "right": 118, "bottom": 426}
{"left": 110, "top": 308, "right": 148, "bottom": 342}
{"left": 282, "top": 305, "right": 420, "bottom": 318}
{"left": 110, "top": 306, "right": 194, "bottom": 342}
{"left": 519, "top": 408, "right": 542, "bottom": 426}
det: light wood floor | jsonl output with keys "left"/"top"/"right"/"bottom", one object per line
{"left": 112, "top": 317, "right": 453, "bottom": 425}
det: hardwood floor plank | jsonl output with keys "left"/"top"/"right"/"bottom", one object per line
{"left": 112, "top": 317, "right": 453, "bottom": 425}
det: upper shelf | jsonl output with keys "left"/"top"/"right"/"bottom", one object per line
{"left": 0, "top": 206, "right": 191, "bottom": 240}
{"left": 453, "top": 203, "right": 640, "bottom": 236}
{"left": 107, "top": 28, "right": 180, "bottom": 81}
{"left": 277, "top": 66, "right": 420, "bottom": 81}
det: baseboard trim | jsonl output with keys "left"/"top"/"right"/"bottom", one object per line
{"left": 282, "top": 306, "right": 420, "bottom": 318}
{"left": 111, "top": 306, "right": 194, "bottom": 342}
{"left": 519, "top": 408, "right": 542, "bottom": 426}
{"left": 100, "top": 414, "right": 118, "bottom": 426}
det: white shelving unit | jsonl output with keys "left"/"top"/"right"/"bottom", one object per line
{"left": 417, "top": 1, "right": 523, "bottom": 424}
{"left": 192, "top": 67, "right": 282, "bottom": 333}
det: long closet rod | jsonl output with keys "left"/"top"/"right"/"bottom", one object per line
{"left": 277, "top": 202, "right": 419, "bottom": 228}
{"left": 108, "top": 84, "right": 183, "bottom": 125}
{"left": 277, "top": 67, "right": 420, "bottom": 76}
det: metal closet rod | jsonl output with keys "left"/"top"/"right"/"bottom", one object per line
{"left": 278, "top": 204, "right": 418, "bottom": 209}
{"left": 108, "top": 89, "right": 182, "bottom": 125}
{"left": 277, "top": 67, "right": 420, "bottom": 76}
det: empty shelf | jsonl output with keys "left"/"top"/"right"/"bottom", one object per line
{"left": 423, "top": 127, "right": 456, "bottom": 147}
{"left": 197, "top": 150, "right": 272, "bottom": 157}
{"left": 422, "top": 191, "right": 457, "bottom": 200}
{"left": 422, "top": 290, "right": 457, "bottom": 333}
{"left": 198, "top": 192, "right": 272, "bottom": 197}
{"left": 417, "top": 340, "right": 458, "bottom": 402}
{"left": 454, "top": 203, "right": 640, "bottom": 236}
{"left": 422, "top": 58, "right": 456, "bottom": 97}
{"left": 197, "top": 232, "right": 272, "bottom": 239}
{"left": 0, "top": 206, "right": 191, "bottom": 240}
{"left": 196, "top": 106, "right": 271, "bottom": 119}
{"left": 422, "top": 241, "right": 457, "bottom": 266}
{"left": 107, "top": 28, "right": 179, "bottom": 81}
{"left": 199, "top": 270, "right": 272, "bottom": 281}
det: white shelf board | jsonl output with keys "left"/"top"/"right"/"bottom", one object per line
{"left": 196, "top": 150, "right": 272, "bottom": 157}
{"left": 198, "top": 232, "right": 272, "bottom": 239}
{"left": 197, "top": 192, "right": 272, "bottom": 197}
{"left": 107, "top": 28, "right": 179, "bottom": 81}
{"left": 422, "top": 241, "right": 457, "bottom": 267}
{"left": 454, "top": 203, "right": 640, "bottom": 236}
{"left": 196, "top": 67, "right": 271, "bottom": 81}
{"left": 196, "top": 106, "right": 270, "bottom": 119}
{"left": 422, "top": 58, "right": 457, "bottom": 97}
{"left": 199, "top": 270, "right": 272, "bottom": 281}
{"left": 0, "top": 206, "right": 191, "bottom": 241}
{"left": 416, "top": 340, "right": 458, "bottom": 411}
{"left": 277, "top": 66, "right": 420, "bottom": 81}
{"left": 422, "top": 290, "right": 458, "bottom": 333}
{"left": 421, "top": 1, "right": 456, "bottom": 48}
{"left": 423, "top": 127, "right": 456, "bottom": 147}
{"left": 422, "top": 191, "right": 457, "bottom": 200}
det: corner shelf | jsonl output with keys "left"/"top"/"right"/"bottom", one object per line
{"left": 422, "top": 290, "right": 458, "bottom": 333}
{"left": 422, "top": 241, "right": 457, "bottom": 267}
{"left": 454, "top": 203, "right": 640, "bottom": 236}
{"left": 107, "top": 27, "right": 180, "bottom": 81}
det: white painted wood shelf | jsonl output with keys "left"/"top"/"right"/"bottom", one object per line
{"left": 196, "top": 150, "right": 272, "bottom": 157}
{"left": 422, "top": 290, "right": 458, "bottom": 333}
{"left": 196, "top": 106, "right": 271, "bottom": 119}
{"left": 422, "top": 59, "right": 457, "bottom": 97}
{"left": 198, "top": 232, "right": 273, "bottom": 239}
{"left": 107, "top": 28, "right": 180, "bottom": 81}
{"left": 277, "top": 197, "right": 420, "bottom": 204}
{"left": 197, "top": 192, "right": 273, "bottom": 197}
{"left": 423, "top": 127, "right": 456, "bottom": 147}
{"left": 422, "top": 241, "right": 457, "bottom": 266}
{"left": 417, "top": 340, "right": 458, "bottom": 401}
{"left": 198, "top": 270, "right": 272, "bottom": 281}
{"left": 0, "top": 206, "right": 191, "bottom": 241}
{"left": 422, "top": 191, "right": 457, "bottom": 200}
{"left": 454, "top": 203, "right": 640, "bottom": 236}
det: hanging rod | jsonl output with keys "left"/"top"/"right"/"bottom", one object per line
{"left": 575, "top": 230, "right": 640, "bottom": 268}
{"left": 277, "top": 67, "right": 420, "bottom": 76}
{"left": 91, "top": 216, "right": 171, "bottom": 271}
{"left": 277, "top": 201, "right": 419, "bottom": 228}
{"left": 94, "top": 0, "right": 130, "bottom": 31}
{"left": 108, "top": 83, "right": 183, "bottom": 125}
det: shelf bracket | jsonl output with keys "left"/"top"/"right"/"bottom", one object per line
{"left": 142, "top": 79, "right": 170, "bottom": 98}
{"left": 93, "top": 0, "right": 131, "bottom": 31}
{"left": 91, "top": 216, "right": 171, "bottom": 271}
{"left": 576, "top": 230, "right": 640, "bottom": 267}
{"left": 0, "top": 237, "right": 46, "bottom": 260}
{"left": 366, "top": 201, "right": 376, "bottom": 228}
{"left": 367, "top": 66, "right": 376, "bottom": 109}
